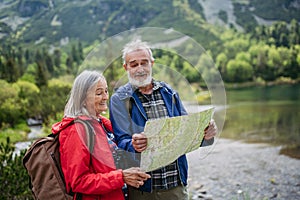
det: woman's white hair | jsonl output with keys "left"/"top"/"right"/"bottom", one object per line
{"left": 64, "top": 70, "right": 105, "bottom": 117}
{"left": 122, "top": 39, "right": 154, "bottom": 64}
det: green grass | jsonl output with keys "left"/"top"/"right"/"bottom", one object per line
{"left": 0, "top": 122, "right": 30, "bottom": 144}
{"left": 0, "top": 129, "right": 28, "bottom": 144}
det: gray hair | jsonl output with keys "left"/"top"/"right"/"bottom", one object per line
{"left": 64, "top": 70, "right": 105, "bottom": 117}
{"left": 122, "top": 39, "right": 155, "bottom": 64}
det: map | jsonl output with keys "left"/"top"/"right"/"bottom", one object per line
{"left": 140, "top": 107, "right": 214, "bottom": 172}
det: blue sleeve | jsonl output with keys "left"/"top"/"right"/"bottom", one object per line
{"left": 175, "top": 92, "right": 188, "bottom": 116}
{"left": 109, "top": 94, "right": 135, "bottom": 152}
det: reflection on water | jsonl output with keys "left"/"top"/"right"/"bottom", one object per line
{"left": 221, "top": 84, "right": 300, "bottom": 158}
{"left": 226, "top": 84, "right": 300, "bottom": 103}
{"left": 223, "top": 102, "right": 299, "bottom": 142}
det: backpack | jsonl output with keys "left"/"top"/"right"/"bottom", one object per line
{"left": 23, "top": 118, "right": 94, "bottom": 200}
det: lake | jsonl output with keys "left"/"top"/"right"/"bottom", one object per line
{"left": 220, "top": 84, "right": 300, "bottom": 159}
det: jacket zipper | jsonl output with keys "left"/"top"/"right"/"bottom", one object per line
{"left": 50, "top": 152, "right": 65, "bottom": 180}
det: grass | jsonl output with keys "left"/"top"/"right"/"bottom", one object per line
{"left": 0, "top": 122, "right": 30, "bottom": 144}
{"left": 0, "top": 129, "right": 28, "bottom": 144}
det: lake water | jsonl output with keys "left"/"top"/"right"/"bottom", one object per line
{"left": 220, "top": 84, "right": 300, "bottom": 158}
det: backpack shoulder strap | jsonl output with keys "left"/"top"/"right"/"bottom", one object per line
{"left": 73, "top": 118, "right": 95, "bottom": 153}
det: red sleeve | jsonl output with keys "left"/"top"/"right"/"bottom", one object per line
{"left": 59, "top": 124, "right": 124, "bottom": 195}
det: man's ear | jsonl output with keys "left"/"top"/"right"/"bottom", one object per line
{"left": 123, "top": 63, "right": 127, "bottom": 70}
{"left": 151, "top": 60, "right": 155, "bottom": 67}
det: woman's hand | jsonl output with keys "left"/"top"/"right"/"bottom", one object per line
{"left": 122, "top": 167, "right": 151, "bottom": 188}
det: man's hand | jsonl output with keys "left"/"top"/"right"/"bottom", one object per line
{"left": 204, "top": 119, "right": 218, "bottom": 140}
{"left": 132, "top": 133, "right": 147, "bottom": 152}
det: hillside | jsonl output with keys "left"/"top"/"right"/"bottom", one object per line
{"left": 0, "top": 0, "right": 299, "bottom": 49}
{"left": 200, "top": 0, "right": 300, "bottom": 31}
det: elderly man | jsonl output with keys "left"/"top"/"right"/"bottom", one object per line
{"left": 109, "top": 39, "right": 217, "bottom": 200}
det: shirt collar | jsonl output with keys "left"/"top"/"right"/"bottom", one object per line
{"left": 152, "top": 80, "right": 163, "bottom": 91}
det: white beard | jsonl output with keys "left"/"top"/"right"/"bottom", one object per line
{"left": 127, "top": 68, "right": 152, "bottom": 87}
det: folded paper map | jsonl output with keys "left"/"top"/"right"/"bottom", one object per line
{"left": 140, "top": 107, "right": 214, "bottom": 172}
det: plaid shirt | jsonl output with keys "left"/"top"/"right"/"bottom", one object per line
{"left": 136, "top": 81, "right": 181, "bottom": 190}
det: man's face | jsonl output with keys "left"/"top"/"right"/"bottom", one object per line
{"left": 124, "top": 49, "right": 153, "bottom": 87}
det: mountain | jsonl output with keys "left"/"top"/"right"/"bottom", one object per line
{"left": 0, "top": 0, "right": 299, "bottom": 49}
{"left": 199, "top": 0, "right": 300, "bottom": 30}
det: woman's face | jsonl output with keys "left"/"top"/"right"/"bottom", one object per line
{"left": 85, "top": 79, "right": 109, "bottom": 117}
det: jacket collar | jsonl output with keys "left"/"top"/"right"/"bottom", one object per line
{"left": 51, "top": 116, "right": 95, "bottom": 134}
{"left": 115, "top": 82, "right": 134, "bottom": 100}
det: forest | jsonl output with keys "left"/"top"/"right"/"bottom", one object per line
{"left": 0, "top": 19, "right": 299, "bottom": 135}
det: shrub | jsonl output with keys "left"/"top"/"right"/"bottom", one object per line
{"left": 0, "top": 137, "right": 33, "bottom": 199}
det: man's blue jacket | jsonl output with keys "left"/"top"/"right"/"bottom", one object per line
{"left": 109, "top": 81, "right": 213, "bottom": 192}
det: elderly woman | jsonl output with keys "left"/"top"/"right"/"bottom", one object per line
{"left": 51, "top": 70, "right": 150, "bottom": 200}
